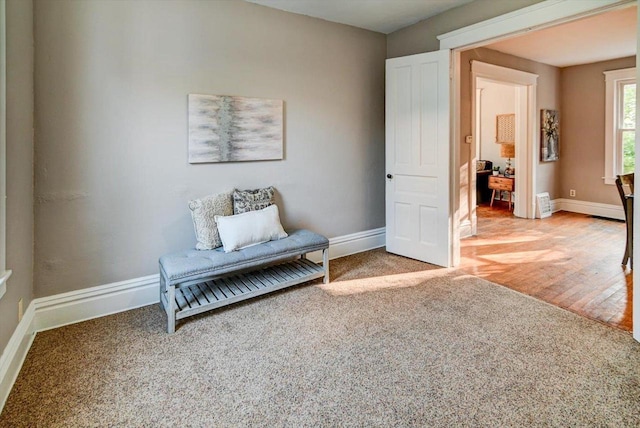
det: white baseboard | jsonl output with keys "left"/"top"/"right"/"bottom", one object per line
{"left": 33, "top": 274, "right": 160, "bottom": 333}
{"left": 459, "top": 220, "right": 473, "bottom": 239}
{"left": 0, "top": 302, "right": 36, "bottom": 412}
{"left": 0, "top": 227, "right": 386, "bottom": 413}
{"left": 552, "top": 198, "right": 624, "bottom": 221}
{"left": 308, "top": 227, "right": 386, "bottom": 263}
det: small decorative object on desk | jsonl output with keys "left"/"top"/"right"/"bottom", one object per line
{"left": 500, "top": 143, "right": 515, "bottom": 177}
{"left": 492, "top": 166, "right": 500, "bottom": 176}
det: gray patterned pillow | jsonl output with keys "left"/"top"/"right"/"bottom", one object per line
{"left": 189, "top": 191, "right": 233, "bottom": 250}
{"left": 233, "top": 186, "right": 275, "bottom": 214}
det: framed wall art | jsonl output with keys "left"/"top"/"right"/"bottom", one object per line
{"left": 496, "top": 113, "right": 515, "bottom": 144}
{"left": 188, "top": 94, "right": 283, "bottom": 163}
{"left": 540, "top": 109, "right": 559, "bottom": 162}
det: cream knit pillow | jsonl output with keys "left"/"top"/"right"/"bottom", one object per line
{"left": 189, "top": 191, "right": 233, "bottom": 250}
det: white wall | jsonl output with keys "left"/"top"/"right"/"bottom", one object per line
{"left": 33, "top": 0, "right": 386, "bottom": 297}
{"left": 478, "top": 81, "right": 516, "bottom": 170}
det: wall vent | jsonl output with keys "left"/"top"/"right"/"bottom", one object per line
{"left": 536, "top": 192, "right": 552, "bottom": 218}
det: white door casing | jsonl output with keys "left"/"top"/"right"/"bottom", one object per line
{"left": 470, "top": 61, "right": 538, "bottom": 224}
{"left": 385, "top": 50, "right": 451, "bottom": 267}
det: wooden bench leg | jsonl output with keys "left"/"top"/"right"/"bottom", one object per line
{"left": 159, "top": 273, "right": 165, "bottom": 310}
{"left": 322, "top": 248, "right": 330, "bottom": 284}
{"left": 167, "top": 284, "right": 176, "bottom": 334}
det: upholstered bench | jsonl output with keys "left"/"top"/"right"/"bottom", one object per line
{"left": 159, "top": 229, "right": 329, "bottom": 333}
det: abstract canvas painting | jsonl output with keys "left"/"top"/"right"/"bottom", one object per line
{"left": 188, "top": 94, "right": 283, "bottom": 163}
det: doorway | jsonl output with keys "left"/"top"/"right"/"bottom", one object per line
{"left": 467, "top": 61, "right": 538, "bottom": 237}
{"left": 440, "top": 0, "right": 638, "bottom": 340}
{"left": 474, "top": 79, "right": 519, "bottom": 216}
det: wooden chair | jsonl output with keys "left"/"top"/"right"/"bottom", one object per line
{"left": 615, "top": 173, "right": 634, "bottom": 268}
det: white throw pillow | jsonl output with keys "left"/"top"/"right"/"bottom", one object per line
{"left": 215, "top": 204, "right": 288, "bottom": 253}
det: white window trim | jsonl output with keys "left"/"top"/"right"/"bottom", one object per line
{"left": 604, "top": 67, "right": 636, "bottom": 185}
{"left": 0, "top": 0, "right": 10, "bottom": 300}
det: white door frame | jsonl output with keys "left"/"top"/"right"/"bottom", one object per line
{"left": 470, "top": 62, "right": 538, "bottom": 225}
{"left": 439, "top": 0, "right": 639, "bottom": 338}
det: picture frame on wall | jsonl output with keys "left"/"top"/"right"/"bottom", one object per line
{"left": 188, "top": 94, "right": 284, "bottom": 163}
{"left": 496, "top": 113, "right": 515, "bottom": 144}
{"left": 540, "top": 109, "right": 559, "bottom": 162}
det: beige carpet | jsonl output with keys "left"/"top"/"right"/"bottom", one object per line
{"left": 2, "top": 249, "right": 640, "bottom": 427}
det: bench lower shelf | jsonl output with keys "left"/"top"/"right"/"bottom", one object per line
{"left": 160, "top": 258, "right": 325, "bottom": 330}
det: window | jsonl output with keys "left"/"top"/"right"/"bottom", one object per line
{"left": 604, "top": 67, "right": 636, "bottom": 185}
{"left": 620, "top": 82, "right": 636, "bottom": 174}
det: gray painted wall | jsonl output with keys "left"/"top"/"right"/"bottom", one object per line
{"left": 560, "top": 56, "right": 636, "bottom": 205}
{"left": 0, "top": 0, "right": 34, "bottom": 356}
{"left": 386, "top": 0, "right": 544, "bottom": 59}
{"left": 33, "top": 0, "right": 386, "bottom": 297}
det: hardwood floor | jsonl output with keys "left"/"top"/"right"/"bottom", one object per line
{"left": 460, "top": 203, "right": 633, "bottom": 332}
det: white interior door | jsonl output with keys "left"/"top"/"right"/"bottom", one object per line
{"left": 385, "top": 50, "right": 451, "bottom": 267}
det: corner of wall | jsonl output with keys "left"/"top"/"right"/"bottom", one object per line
{"left": 1, "top": 0, "right": 35, "bottom": 363}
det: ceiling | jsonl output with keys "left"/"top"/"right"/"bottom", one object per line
{"left": 484, "top": 5, "right": 637, "bottom": 67}
{"left": 246, "top": 1, "right": 637, "bottom": 68}
{"left": 245, "top": 0, "right": 475, "bottom": 34}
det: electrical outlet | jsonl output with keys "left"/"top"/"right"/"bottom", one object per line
{"left": 465, "top": 135, "right": 473, "bottom": 144}
{"left": 569, "top": 189, "right": 576, "bottom": 197}
{"left": 18, "top": 298, "right": 24, "bottom": 322}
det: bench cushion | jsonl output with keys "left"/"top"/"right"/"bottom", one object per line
{"left": 160, "top": 229, "right": 329, "bottom": 283}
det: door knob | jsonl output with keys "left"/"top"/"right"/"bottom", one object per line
{"left": 387, "top": 174, "right": 393, "bottom": 179}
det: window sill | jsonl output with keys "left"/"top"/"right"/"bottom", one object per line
{"left": 0, "top": 269, "right": 12, "bottom": 300}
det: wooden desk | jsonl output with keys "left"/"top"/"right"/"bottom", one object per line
{"left": 476, "top": 170, "right": 493, "bottom": 204}
{"left": 489, "top": 175, "right": 515, "bottom": 210}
